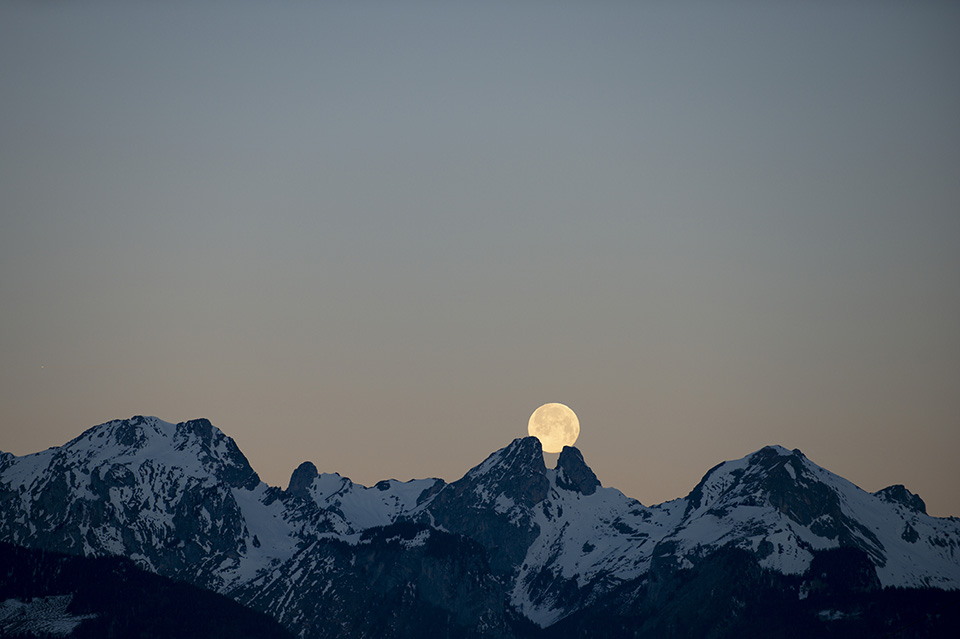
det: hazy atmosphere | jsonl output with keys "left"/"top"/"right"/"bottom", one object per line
{"left": 2, "top": 1, "right": 958, "bottom": 516}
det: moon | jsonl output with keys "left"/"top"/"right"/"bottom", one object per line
{"left": 528, "top": 403, "right": 580, "bottom": 453}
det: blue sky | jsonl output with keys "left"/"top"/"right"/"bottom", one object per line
{"left": 2, "top": 1, "right": 958, "bottom": 514}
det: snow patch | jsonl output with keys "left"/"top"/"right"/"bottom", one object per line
{"left": 0, "top": 595, "right": 96, "bottom": 637}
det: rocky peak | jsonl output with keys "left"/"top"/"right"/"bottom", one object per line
{"left": 555, "top": 446, "right": 600, "bottom": 495}
{"left": 686, "top": 446, "right": 810, "bottom": 505}
{"left": 64, "top": 416, "right": 260, "bottom": 490}
{"left": 175, "top": 418, "right": 260, "bottom": 489}
{"left": 679, "top": 444, "right": 889, "bottom": 569}
{"left": 472, "top": 436, "right": 544, "bottom": 472}
{"left": 99, "top": 415, "right": 167, "bottom": 449}
{"left": 875, "top": 484, "right": 927, "bottom": 515}
{"left": 4, "top": 417, "right": 960, "bottom": 636}
{"left": 462, "top": 437, "right": 549, "bottom": 508}
{"left": 749, "top": 445, "right": 807, "bottom": 472}
{"left": 174, "top": 418, "right": 217, "bottom": 449}
{"left": 691, "top": 446, "right": 826, "bottom": 514}
{"left": 419, "top": 437, "right": 549, "bottom": 576}
{"left": 288, "top": 461, "right": 319, "bottom": 498}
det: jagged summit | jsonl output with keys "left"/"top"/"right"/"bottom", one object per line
{"left": 2, "top": 418, "right": 959, "bottom": 638}
{"left": 450, "top": 436, "right": 550, "bottom": 508}
{"left": 681, "top": 443, "right": 870, "bottom": 539}
{"left": 419, "top": 437, "right": 550, "bottom": 575}
{"left": 555, "top": 445, "right": 600, "bottom": 495}
{"left": 56, "top": 414, "right": 173, "bottom": 456}
{"left": 11, "top": 415, "right": 261, "bottom": 492}
{"left": 875, "top": 483, "right": 927, "bottom": 514}
{"left": 684, "top": 444, "right": 810, "bottom": 510}
{"left": 469, "top": 435, "right": 545, "bottom": 471}
{"left": 659, "top": 443, "right": 960, "bottom": 589}
{"left": 0, "top": 416, "right": 272, "bottom": 590}
{"left": 287, "top": 461, "right": 318, "bottom": 498}
{"left": 285, "top": 437, "right": 603, "bottom": 505}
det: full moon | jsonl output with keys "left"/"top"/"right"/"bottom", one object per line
{"left": 528, "top": 403, "right": 580, "bottom": 453}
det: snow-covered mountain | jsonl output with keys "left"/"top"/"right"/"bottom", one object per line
{"left": 659, "top": 445, "right": 959, "bottom": 589}
{"left": 1, "top": 416, "right": 958, "bottom": 638}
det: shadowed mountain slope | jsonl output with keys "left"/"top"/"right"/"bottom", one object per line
{"left": 2, "top": 416, "right": 958, "bottom": 638}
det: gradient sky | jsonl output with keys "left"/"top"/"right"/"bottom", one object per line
{"left": 2, "top": 1, "right": 958, "bottom": 516}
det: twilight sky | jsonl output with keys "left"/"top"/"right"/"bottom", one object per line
{"left": 2, "top": 1, "right": 958, "bottom": 516}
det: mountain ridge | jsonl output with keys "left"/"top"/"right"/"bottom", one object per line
{"left": 2, "top": 415, "right": 958, "bottom": 637}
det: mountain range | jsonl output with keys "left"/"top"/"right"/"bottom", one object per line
{"left": 2, "top": 415, "right": 958, "bottom": 638}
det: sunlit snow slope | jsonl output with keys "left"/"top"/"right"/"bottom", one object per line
{"left": 2, "top": 416, "right": 958, "bottom": 633}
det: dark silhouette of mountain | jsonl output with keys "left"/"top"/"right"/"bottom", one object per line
{"left": 1, "top": 415, "right": 958, "bottom": 638}
{"left": 0, "top": 541, "right": 294, "bottom": 639}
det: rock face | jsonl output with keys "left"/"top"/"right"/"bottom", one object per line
{"left": 0, "top": 416, "right": 259, "bottom": 592}
{"left": 875, "top": 483, "right": 927, "bottom": 514}
{"left": 555, "top": 446, "right": 600, "bottom": 495}
{"left": 2, "top": 416, "right": 960, "bottom": 639}
{"left": 418, "top": 437, "right": 550, "bottom": 576}
{"left": 231, "top": 523, "right": 517, "bottom": 639}
{"left": 286, "top": 461, "right": 318, "bottom": 498}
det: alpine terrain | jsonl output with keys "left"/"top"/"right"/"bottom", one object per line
{"left": 2, "top": 416, "right": 958, "bottom": 638}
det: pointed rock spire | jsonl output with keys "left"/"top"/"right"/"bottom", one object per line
{"left": 458, "top": 436, "right": 549, "bottom": 508}
{"left": 556, "top": 446, "right": 600, "bottom": 495}
{"left": 287, "top": 461, "right": 319, "bottom": 498}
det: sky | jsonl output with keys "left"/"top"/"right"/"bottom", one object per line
{"left": 1, "top": 1, "right": 958, "bottom": 516}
